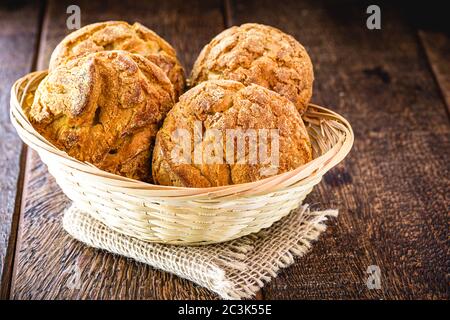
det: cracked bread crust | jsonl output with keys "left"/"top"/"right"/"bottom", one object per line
{"left": 30, "top": 50, "right": 175, "bottom": 182}
{"left": 152, "top": 80, "right": 312, "bottom": 187}
{"left": 49, "top": 21, "right": 185, "bottom": 98}
{"left": 190, "top": 23, "right": 314, "bottom": 114}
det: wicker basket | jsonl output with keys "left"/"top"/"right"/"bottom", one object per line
{"left": 10, "top": 71, "right": 354, "bottom": 245}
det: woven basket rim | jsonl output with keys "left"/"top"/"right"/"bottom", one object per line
{"left": 10, "top": 70, "right": 354, "bottom": 199}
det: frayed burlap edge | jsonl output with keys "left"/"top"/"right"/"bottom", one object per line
{"left": 63, "top": 204, "right": 337, "bottom": 299}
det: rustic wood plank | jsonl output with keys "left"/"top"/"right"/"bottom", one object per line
{"left": 11, "top": 0, "right": 225, "bottom": 300}
{"left": 0, "top": 0, "right": 43, "bottom": 298}
{"left": 229, "top": 0, "right": 450, "bottom": 299}
{"left": 418, "top": 30, "right": 450, "bottom": 112}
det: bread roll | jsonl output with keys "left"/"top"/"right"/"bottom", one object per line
{"left": 190, "top": 23, "right": 314, "bottom": 114}
{"left": 152, "top": 80, "right": 312, "bottom": 187}
{"left": 30, "top": 50, "right": 175, "bottom": 181}
{"left": 49, "top": 21, "right": 185, "bottom": 98}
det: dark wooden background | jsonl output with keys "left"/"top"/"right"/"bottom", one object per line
{"left": 0, "top": 0, "right": 448, "bottom": 300}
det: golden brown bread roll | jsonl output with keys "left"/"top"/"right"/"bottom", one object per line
{"left": 29, "top": 50, "right": 175, "bottom": 181}
{"left": 49, "top": 21, "right": 185, "bottom": 98}
{"left": 152, "top": 80, "right": 312, "bottom": 187}
{"left": 190, "top": 23, "right": 314, "bottom": 114}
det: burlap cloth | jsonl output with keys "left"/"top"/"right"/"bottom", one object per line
{"left": 63, "top": 204, "right": 337, "bottom": 299}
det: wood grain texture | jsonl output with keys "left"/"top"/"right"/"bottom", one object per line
{"left": 229, "top": 0, "right": 450, "bottom": 299}
{"left": 11, "top": 154, "right": 219, "bottom": 300}
{"left": 11, "top": 0, "right": 224, "bottom": 300}
{"left": 8, "top": 0, "right": 450, "bottom": 300}
{"left": 418, "top": 30, "right": 450, "bottom": 112}
{"left": 0, "top": 0, "right": 43, "bottom": 298}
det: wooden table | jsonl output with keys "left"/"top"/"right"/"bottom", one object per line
{"left": 0, "top": 0, "right": 448, "bottom": 300}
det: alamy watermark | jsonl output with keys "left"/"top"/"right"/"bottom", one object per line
{"left": 366, "top": 265, "right": 381, "bottom": 289}
{"left": 366, "top": 5, "right": 381, "bottom": 30}
{"left": 66, "top": 5, "right": 81, "bottom": 30}
{"left": 170, "top": 122, "right": 280, "bottom": 176}
{"left": 64, "top": 264, "right": 82, "bottom": 290}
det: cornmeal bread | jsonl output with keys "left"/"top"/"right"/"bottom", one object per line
{"left": 190, "top": 23, "right": 314, "bottom": 114}
{"left": 49, "top": 21, "right": 185, "bottom": 98}
{"left": 152, "top": 80, "right": 312, "bottom": 187}
{"left": 29, "top": 50, "right": 175, "bottom": 181}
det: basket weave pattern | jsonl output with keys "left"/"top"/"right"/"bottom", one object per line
{"left": 10, "top": 71, "right": 354, "bottom": 244}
